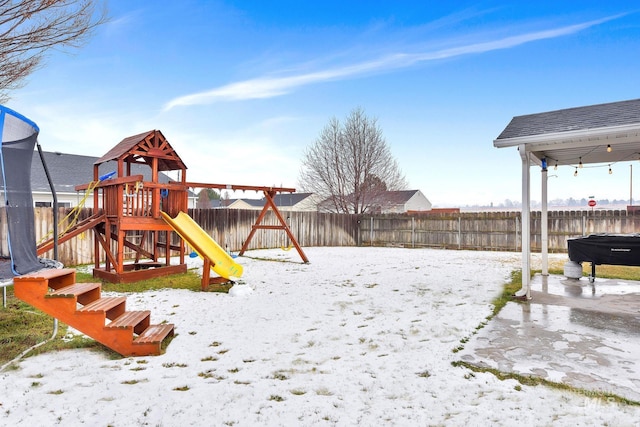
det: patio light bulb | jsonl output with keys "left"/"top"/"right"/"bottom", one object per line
{"left": 579, "top": 158, "right": 583, "bottom": 168}
{"left": 609, "top": 165, "right": 612, "bottom": 175}
{"left": 607, "top": 144, "right": 612, "bottom": 153}
{"left": 574, "top": 168, "right": 578, "bottom": 177}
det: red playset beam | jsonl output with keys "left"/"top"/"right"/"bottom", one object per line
{"left": 185, "top": 183, "right": 308, "bottom": 263}
{"left": 238, "top": 189, "right": 309, "bottom": 263}
{"left": 184, "top": 182, "right": 296, "bottom": 193}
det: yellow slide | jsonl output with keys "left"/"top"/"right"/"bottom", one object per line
{"left": 161, "top": 211, "right": 243, "bottom": 279}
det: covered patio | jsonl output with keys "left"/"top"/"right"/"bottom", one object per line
{"left": 494, "top": 98, "right": 640, "bottom": 299}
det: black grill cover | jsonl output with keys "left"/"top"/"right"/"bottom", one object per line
{"left": 567, "top": 234, "right": 640, "bottom": 266}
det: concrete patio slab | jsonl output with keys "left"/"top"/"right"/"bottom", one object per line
{"left": 459, "top": 273, "right": 640, "bottom": 402}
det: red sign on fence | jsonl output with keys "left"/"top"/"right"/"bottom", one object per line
{"left": 588, "top": 199, "right": 597, "bottom": 207}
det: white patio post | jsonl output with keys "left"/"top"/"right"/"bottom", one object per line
{"left": 515, "top": 145, "right": 531, "bottom": 299}
{"left": 541, "top": 161, "right": 549, "bottom": 276}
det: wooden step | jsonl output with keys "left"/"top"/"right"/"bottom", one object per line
{"left": 47, "top": 282, "right": 101, "bottom": 305}
{"left": 107, "top": 310, "right": 151, "bottom": 335}
{"left": 134, "top": 324, "right": 174, "bottom": 344}
{"left": 15, "top": 268, "right": 174, "bottom": 356}
{"left": 13, "top": 267, "right": 76, "bottom": 291}
{"left": 79, "top": 296, "right": 126, "bottom": 320}
{"left": 14, "top": 267, "right": 75, "bottom": 282}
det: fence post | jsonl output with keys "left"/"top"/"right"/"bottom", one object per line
{"left": 370, "top": 216, "right": 374, "bottom": 246}
{"left": 411, "top": 216, "right": 415, "bottom": 248}
{"left": 515, "top": 215, "right": 520, "bottom": 251}
{"left": 457, "top": 215, "right": 461, "bottom": 250}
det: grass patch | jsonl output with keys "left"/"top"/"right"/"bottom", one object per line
{"left": 0, "top": 289, "right": 103, "bottom": 368}
{"left": 490, "top": 269, "right": 525, "bottom": 316}
{"left": 451, "top": 270, "right": 523, "bottom": 357}
{"left": 0, "top": 291, "right": 64, "bottom": 367}
{"left": 453, "top": 264, "right": 640, "bottom": 405}
{"left": 416, "top": 370, "right": 431, "bottom": 378}
{"left": 452, "top": 360, "right": 640, "bottom": 406}
{"left": 162, "top": 362, "right": 188, "bottom": 368}
{"left": 272, "top": 371, "right": 289, "bottom": 381}
{"left": 74, "top": 270, "right": 206, "bottom": 293}
{"left": 549, "top": 264, "right": 640, "bottom": 281}
{"left": 315, "top": 387, "right": 333, "bottom": 396}
{"left": 1, "top": 268, "right": 211, "bottom": 368}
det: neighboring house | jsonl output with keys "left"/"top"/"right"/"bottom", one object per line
{"left": 0, "top": 150, "right": 196, "bottom": 208}
{"left": 220, "top": 192, "right": 321, "bottom": 211}
{"left": 272, "top": 193, "right": 323, "bottom": 211}
{"left": 319, "top": 190, "right": 432, "bottom": 214}
{"left": 209, "top": 191, "right": 431, "bottom": 213}
{"left": 223, "top": 198, "right": 264, "bottom": 210}
{"left": 369, "top": 190, "right": 432, "bottom": 214}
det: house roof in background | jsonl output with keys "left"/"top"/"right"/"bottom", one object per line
{"left": 223, "top": 193, "right": 314, "bottom": 208}
{"left": 272, "top": 192, "right": 314, "bottom": 206}
{"left": 238, "top": 199, "right": 264, "bottom": 208}
{"left": 29, "top": 151, "right": 188, "bottom": 195}
{"left": 382, "top": 190, "right": 421, "bottom": 204}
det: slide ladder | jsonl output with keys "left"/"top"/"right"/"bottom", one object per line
{"left": 14, "top": 268, "right": 173, "bottom": 356}
{"left": 36, "top": 213, "right": 106, "bottom": 256}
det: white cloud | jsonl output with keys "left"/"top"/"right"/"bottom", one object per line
{"left": 163, "top": 16, "right": 619, "bottom": 111}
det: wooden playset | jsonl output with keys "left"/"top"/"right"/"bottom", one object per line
{"left": 36, "top": 130, "right": 308, "bottom": 286}
{"left": 14, "top": 129, "right": 307, "bottom": 356}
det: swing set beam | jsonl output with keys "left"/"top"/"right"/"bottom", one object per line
{"left": 185, "top": 183, "right": 309, "bottom": 263}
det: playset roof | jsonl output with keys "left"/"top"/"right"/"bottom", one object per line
{"left": 95, "top": 130, "right": 187, "bottom": 172}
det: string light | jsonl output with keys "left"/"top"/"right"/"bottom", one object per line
{"left": 607, "top": 144, "right": 612, "bottom": 153}
{"left": 609, "top": 164, "right": 612, "bottom": 175}
{"left": 579, "top": 158, "right": 583, "bottom": 168}
{"left": 554, "top": 162, "right": 558, "bottom": 170}
{"left": 574, "top": 167, "right": 578, "bottom": 177}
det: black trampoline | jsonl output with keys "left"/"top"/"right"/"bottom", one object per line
{"left": 1, "top": 105, "right": 61, "bottom": 305}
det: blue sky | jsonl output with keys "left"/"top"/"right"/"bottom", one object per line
{"left": 7, "top": 1, "right": 640, "bottom": 207}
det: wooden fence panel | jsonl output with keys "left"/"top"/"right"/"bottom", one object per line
{"left": 358, "top": 210, "right": 640, "bottom": 252}
{"left": 3, "top": 207, "right": 640, "bottom": 266}
{"left": 188, "top": 209, "right": 358, "bottom": 251}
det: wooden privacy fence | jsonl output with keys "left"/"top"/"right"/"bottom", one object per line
{"left": 359, "top": 210, "right": 640, "bottom": 251}
{"left": 0, "top": 207, "right": 359, "bottom": 266}
{"left": 186, "top": 209, "right": 357, "bottom": 252}
{"left": 2, "top": 207, "right": 640, "bottom": 266}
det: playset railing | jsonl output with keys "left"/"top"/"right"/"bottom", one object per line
{"left": 78, "top": 175, "right": 188, "bottom": 219}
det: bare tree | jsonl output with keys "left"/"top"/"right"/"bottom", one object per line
{"left": 0, "top": 0, "right": 108, "bottom": 103}
{"left": 196, "top": 188, "right": 211, "bottom": 209}
{"left": 299, "top": 107, "right": 407, "bottom": 214}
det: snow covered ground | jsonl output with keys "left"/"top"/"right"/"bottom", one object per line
{"left": 2, "top": 247, "right": 639, "bottom": 426}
